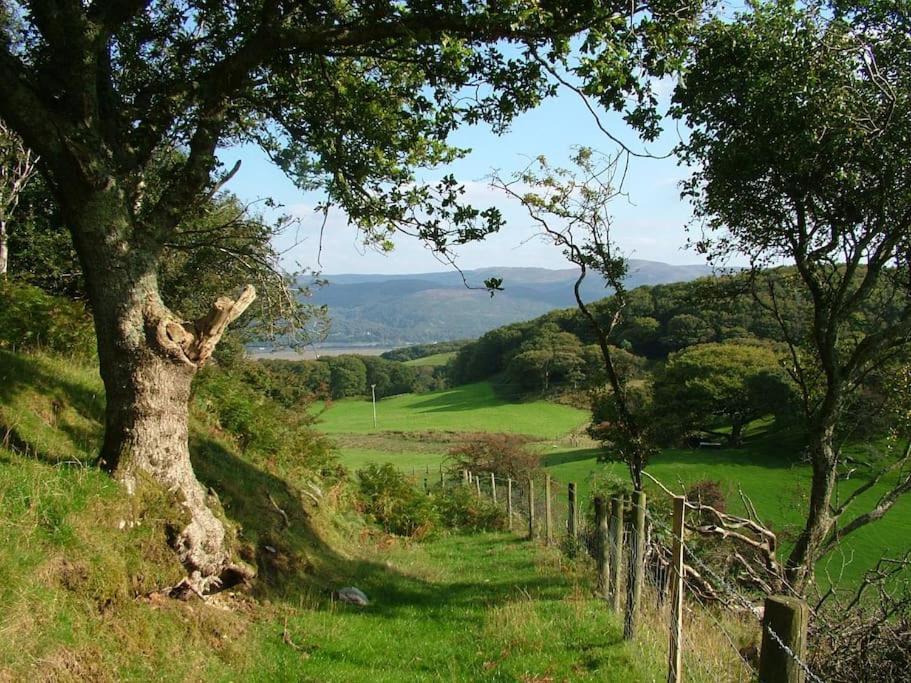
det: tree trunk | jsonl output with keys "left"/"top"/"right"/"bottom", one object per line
{"left": 0, "top": 219, "right": 8, "bottom": 275}
{"left": 69, "top": 190, "right": 255, "bottom": 593}
{"left": 729, "top": 419, "right": 744, "bottom": 447}
{"left": 785, "top": 427, "right": 838, "bottom": 593}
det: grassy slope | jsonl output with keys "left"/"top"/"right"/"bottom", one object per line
{"left": 0, "top": 350, "right": 649, "bottom": 681}
{"left": 316, "top": 381, "right": 588, "bottom": 437}
{"left": 403, "top": 351, "right": 455, "bottom": 367}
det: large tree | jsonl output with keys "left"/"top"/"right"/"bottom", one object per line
{"left": 674, "top": 0, "right": 911, "bottom": 592}
{"left": 0, "top": 0, "right": 694, "bottom": 589}
{"left": 653, "top": 341, "right": 792, "bottom": 446}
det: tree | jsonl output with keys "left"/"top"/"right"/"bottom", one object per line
{"left": 492, "top": 149, "right": 656, "bottom": 489}
{"left": 674, "top": 0, "right": 911, "bottom": 591}
{"left": 653, "top": 342, "right": 792, "bottom": 446}
{"left": 0, "top": 119, "right": 37, "bottom": 276}
{"left": 0, "top": 0, "right": 694, "bottom": 589}
{"left": 327, "top": 356, "right": 368, "bottom": 400}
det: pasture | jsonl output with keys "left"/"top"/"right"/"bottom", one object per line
{"left": 319, "top": 381, "right": 911, "bottom": 588}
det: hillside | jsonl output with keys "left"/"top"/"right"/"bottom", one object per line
{"left": 303, "top": 262, "right": 715, "bottom": 345}
{"left": 0, "top": 346, "right": 664, "bottom": 681}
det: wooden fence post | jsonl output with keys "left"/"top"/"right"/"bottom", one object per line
{"left": 440, "top": 463, "right": 444, "bottom": 487}
{"left": 609, "top": 496, "right": 624, "bottom": 612}
{"left": 595, "top": 496, "right": 609, "bottom": 599}
{"left": 476, "top": 474, "right": 482, "bottom": 497}
{"left": 624, "top": 490, "right": 646, "bottom": 640}
{"left": 568, "top": 482, "right": 577, "bottom": 538}
{"left": 507, "top": 478, "right": 513, "bottom": 531}
{"left": 490, "top": 472, "right": 497, "bottom": 504}
{"left": 544, "top": 474, "right": 553, "bottom": 544}
{"left": 527, "top": 478, "right": 535, "bottom": 540}
{"left": 759, "top": 596, "right": 810, "bottom": 683}
{"left": 668, "top": 496, "right": 686, "bottom": 683}
{"left": 462, "top": 469, "right": 469, "bottom": 487}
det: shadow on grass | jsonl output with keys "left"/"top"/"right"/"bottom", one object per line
{"left": 0, "top": 350, "right": 104, "bottom": 463}
{"left": 191, "top": 435, "right": 565, "bottom": 618}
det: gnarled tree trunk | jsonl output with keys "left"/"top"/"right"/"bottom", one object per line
{"left": 785, "top": 424, "right": 839, "bottom": 593}
{"left": 70, "top": 190, "right": 255, "bottom": 593}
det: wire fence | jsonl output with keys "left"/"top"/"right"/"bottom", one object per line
{"left": 448, "top": 468, "right": 825, "bottom": 683}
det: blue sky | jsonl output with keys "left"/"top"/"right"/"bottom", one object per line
{"left": 219, "top": 79, "right": 705, "bottom": 275}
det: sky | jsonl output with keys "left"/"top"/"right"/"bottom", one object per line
{"left": 218, "top": 77, "right": 707, "bottom": 276}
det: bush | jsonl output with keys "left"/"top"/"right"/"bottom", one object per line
{"left": 0, "top": 279, "right": 95, "bottom": 357}
{"left": 685, "top": 480, "right": 727, "bottom": 513}
{"left": 356, "top": 463, "right": 438, "bottom": 538}
{"left": 434, "top": 485, "right": 507, "bottom": 532}
{"left": 448, "top": 433, "right": 540, "bottom": 482}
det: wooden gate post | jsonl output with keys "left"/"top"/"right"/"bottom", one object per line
{"left": 568, "top": 482, "right": 578, "bottom": 538}
{"left": 759, "top": 596, "right": 810, "bottom": 683}
{"left": 594, "top": 496, "right": 609, "bottom": 599}
{"left": 544, "top": 474, "right": 553, "bottom": 544}
{"left": 668, "top": 496, "right": 686, "bottom": 683}
{"left": 490, "top": 472, "right": 497, "bottom": 504}
{"left": 507, "top": 478, "right": 513, "bottom": 531}
{"left": 609, "top": 496, "right": 624, "bottom": 612}
{"left": 624, "top": 490, "right": 646, "bottom": 640}
{"left": 527, "top": 478, "right": 536, "bottom": 540}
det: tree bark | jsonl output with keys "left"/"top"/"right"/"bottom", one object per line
{"left": 729, "top": 419, "right": 744, "bottom": 447}
{"left": 785, "top": 425, "right": 838, "bottom": 593}
{"left": 69, "top": 190, "right": 255, "bottom": 593}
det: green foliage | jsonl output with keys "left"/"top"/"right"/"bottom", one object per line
{"left": 356, "top": 463, "right": 438, "bottom": 538}
{"left": 328, "top": 355, "right": 368, "bottom": 399}
{"left": 193, "top": 363, "right": 338, "bottom": 479}
{"left": 0, "top": 279, "right": 94, "bottom": 357}
{"left": 434, "top": 486, "right": 507, "bottom": 532}
{"left": 653, "top": 342, "right": 794, "bottom": 445}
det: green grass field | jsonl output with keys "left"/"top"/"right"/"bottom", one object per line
{"left": 403, "top": 351, "right": 455, "bottom": 367}
{"left": 316, "top": 381, "right": 588, "bottom": 438}
{"left": 318, "top": 380, "right": 911, "bottom": 588}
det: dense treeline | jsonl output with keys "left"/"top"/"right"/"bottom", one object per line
{"left": 450, "top": 269, "right": 810, "bottom": 389}
{"left": 257, "top": 354, "right": 448, "bottom": 404}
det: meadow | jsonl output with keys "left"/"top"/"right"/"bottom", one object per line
{"left": 320, "top": 380, "right": 911, "bottom": 588}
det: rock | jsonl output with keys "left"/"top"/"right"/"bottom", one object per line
{"left": 332, "top": 586, "right": 369, "bottom": 606}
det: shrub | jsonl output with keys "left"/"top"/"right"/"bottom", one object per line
{"left": 448, "top": 433, "right": 540, "bottom": 482}
{"left": 356, "top": 463, "right": 437, "bottom": 538}
{"left": 0, "top": 279, "right": 94, "bottom": 357}
{"left": 434, "top": 485, "right": 507, "bottom": 532}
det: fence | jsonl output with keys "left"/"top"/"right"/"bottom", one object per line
{"left": 453, "top": 467, "right": 824, "bottom": 683}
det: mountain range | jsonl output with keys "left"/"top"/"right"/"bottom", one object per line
{"left": 303, "top": 261, "right": 715, "bottom": 346}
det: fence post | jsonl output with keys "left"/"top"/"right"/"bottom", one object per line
{"left": 463, "top": 469, "right": 469, "bottom": 487}
{"left": 624, "top": 490, "right": 646, "bottom": 640}
{"left": 527, "top": 478, "right": 535, "bottom": 540}
{"left": 544, "top": 474, "right": 553, "bottom": 544}
{"left": 476, "top": 474, "right": 482, "bottom": 497}
{"left": 595, "top": 496, "right": 609, "bottom": 599}
{"left": 759, "top": 596, "right": 809, "bottom": 683}
{"left": 490, "top": 472, "right": 497, "bottom": 504}
{"left": 423, "top": 476, "right": 428, "bottom": 493}
{"left": 568, "top": 482, "right": 577, "bottom": 538}
{"left": 440, "top": 463, "right": 444, "bottom": 487}
{"left": 667, "top": 496, "right": 686, "bottom": 683}
{"left": 507, "top": 478, "right": 513, "bottom": 531}
{"left": 609, "top": 496, "right": 624, "bottom": 612}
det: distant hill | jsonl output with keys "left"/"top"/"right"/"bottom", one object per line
{"left": 304, "top": 261, "right": 715, "bottom": 345}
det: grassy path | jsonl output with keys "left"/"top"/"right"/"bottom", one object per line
{"left": 259, "top": 533, "right": 659, "bottom": 682}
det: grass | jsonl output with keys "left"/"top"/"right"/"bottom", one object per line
{"left": 0, "top": 349, "right": 662, "bottom": 681}
{"left": 403, "top": 351, "right": 455, "bottom": 367}
{"left": 316, "top": 381, "right": 588, "bottom": 438}
{"left": 542, "top": 432, "right": 911, "bottom": 588}
{"left": 315, "top": 374, "right": 911, "bottom": 588}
